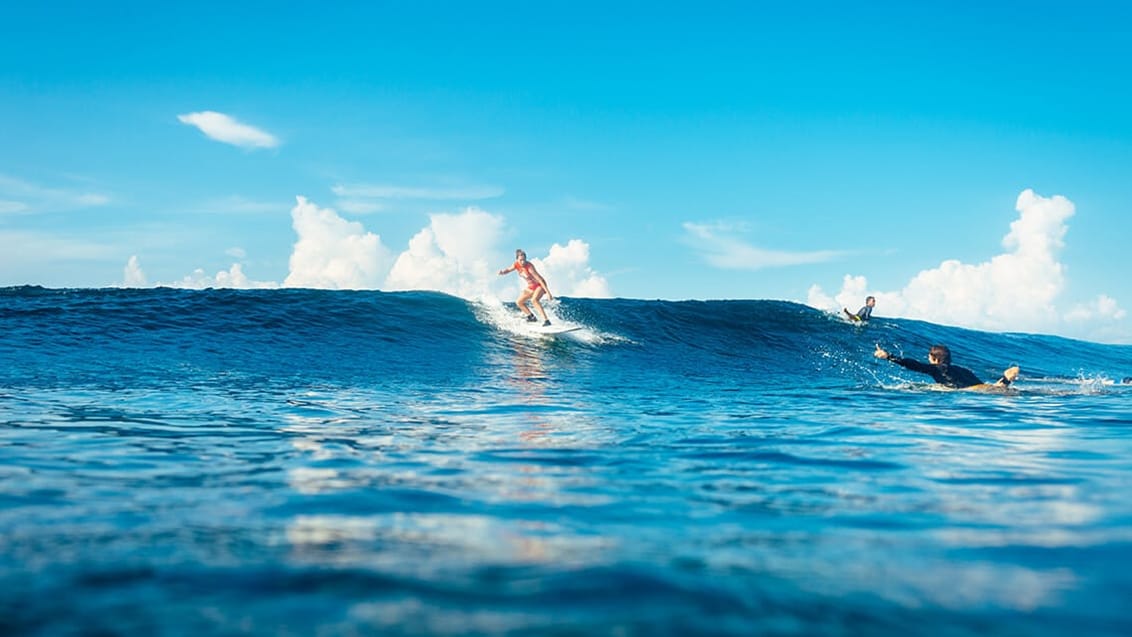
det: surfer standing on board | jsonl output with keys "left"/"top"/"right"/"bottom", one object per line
{"left": 498, "top": 249, "right": 554, "bottom": 326}
{"left": 844, "top": 296, "right": 876, "bottom": 322}
{"left": 874, "top": 343, "right": 1019, "bottom": 389}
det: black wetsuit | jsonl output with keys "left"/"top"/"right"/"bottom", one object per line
{"left": 888, "top": 357, "right": 982, "bottom": 389}
{"left": 855, "top": 305, "right": 874, "bottom": 321}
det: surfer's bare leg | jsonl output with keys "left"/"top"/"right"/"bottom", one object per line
{"left": 516, "top": 289, "right": 535, "bottom": 318}
{"left": 531, "top": 288, "right": 549, "bottom": 322}
{"left": 994, "top": 366, "right": 1020, "bottom": 387}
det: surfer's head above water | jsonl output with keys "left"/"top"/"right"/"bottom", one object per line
{"left": 928, "top": 345, "right": 951, "bottom": 365}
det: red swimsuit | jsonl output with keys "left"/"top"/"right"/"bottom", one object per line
{"left": 514, "top": 261, "right": 541, "bottom": 290}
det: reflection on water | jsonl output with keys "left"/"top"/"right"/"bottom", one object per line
{"left": 285, "top": 513, "right": 617, "bottom": 568}
{"left": 4, "top": 293, "right": 1132, "bottom": 635}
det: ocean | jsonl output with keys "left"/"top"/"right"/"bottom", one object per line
{"left": 2, "top": 286, "right": 1131, "bottom": 636}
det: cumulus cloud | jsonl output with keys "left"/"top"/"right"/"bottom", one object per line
{"left": 177, "top": 111, "right": 279, "bottom": 149}
{"left": 383, "top": 208, "right": 611, "bottom": 300}
{"left": 122, "top": 255, "right": 147, "bottom": 287}
{"left": 537, "top": 239, "right": 612, "bottom": 298}
{"left": 683, "top": 221, "right": 842, "bottom": 269}
{"left": 385, "top": 207, "right": 505, "bottom": 298}
{"left": 283, "top": 196, "right": 392, "bottom": 289}
{"left": 278, "top": 197, "right": 610, "bottom": 300}
{"left": 807, "top": 189, "right": 1127, "bottom": 342}
{"left": 151, "top": 196, "right": 610, "bottom": 303}
{"left": 169, "top": 263, "right": 279, "bottom": 289}
{"left": 125, "top": 254, "right": 278, "bottom": 289}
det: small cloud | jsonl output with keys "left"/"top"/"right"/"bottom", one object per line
{"left": 225, "top": 247, "right": 247, "bottom": 259}
{"left": 131, "top": 254, "right": 281, "bottom": 290}
{"left": 0, "top": 173, "right": 110, "bottom": 213}
{"left": 561, "top": 196, "right": 614, "bottom": 212}
{"left": 0, "top": 230, "right": 115, "bottom": 265}
{"left": 76, "top": 194, "right": 111, "bottom": 206}
{"left": 0, "top": 200, "right": 30, "bottom": 214}
{"left": 328, "top": 181, "right": 503, "bottom": 222}
{"left": 335, "top": 199, "right": 386, "bottom": 215}
{"left": 1065, "top": 294, "right": 1126, "bottom": 323}
{"left": 122, "top": 255, "right": 147, "bottom": 287}
{"left": 683, "top": 221, "right": 842, "bottom": 270}
{"left": 193, "top": 195, "right": 286, "bottom": 215}
{"left": 331, "top": 183, "right": 504, "bottom": 201}
{"left": 177, "top": 111, "right": 280, "bottom": 149}
{"left": 167, "top": 263, "right": 279, "bottom": 289}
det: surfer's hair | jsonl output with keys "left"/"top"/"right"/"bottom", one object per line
{"left": 515, "top": 249, "right": 526, "bottom": 258}
{"left": 929, "top": 345, "right": 951, "bottom": 365}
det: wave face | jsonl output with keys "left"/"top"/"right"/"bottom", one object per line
{"left": 3, "top": 287, "right": 1132, "bottom": 636}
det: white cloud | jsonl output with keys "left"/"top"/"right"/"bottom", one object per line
{"left": 335, "top": 199, "right": 385, "bottom": 215}
{"left": 538, "top": 239, "right": 612, "bottom": 298}
{"left": 807, "top": 189, "right": 1128, "bottom": 343}
{"left": 0, "top": 173, "right": 110, "bottom": 213}
{"left": 1065, "top": 294, "right": 1126, "bottom": 323}
{"left": 683, "top": 221, "right": 842, "bottom": 270}
{"left": 0, "top": 230, "right": 114, "bottom": 264}
{"left": 561, "top": 196, "right": 614, "bottom": 212}
{"left": 384, "top": 207, "right": 506, "bottom": 298}
{"left": 130, "top": 254, "right": 277, "bottom": 289}
{"left": 167, "top": 263, "right": 279, "bottom": 289}
{"left": 283, "top": 196, "right": 392, "bottom": 289}
{"left": 76, "top": 194, "right": 111, "bottom": 206}
{"left": 177, "top": 111, "right": 280, "bottom": 149}
{"left": 0, "top": 200, "right": 29, "bottom": 214}
{"left": 329, "top": 182, "right": 504, "bottom": 221}
{"left": 122, "top": 255, "right": 147, "bottom": 287}
{"left": 381, "top": 207, "right": 612, "bottom": 300}
{"left": 153, "top": 197, "right": 611, "bottom": 302}
{"left": 225, "top": 247, "right": 247, "bottom": 259}
{"left": 192, "top": 195, "right": 285, "bottom": 214}
{"left": 1063, "top": 295, "right": 1129, "bottom": 344}
{"left": 331, "top": 183, "right": 504, "bottom": 200}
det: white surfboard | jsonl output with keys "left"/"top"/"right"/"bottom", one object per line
{"left": 526, "top": 324, "right": 582, "bottom": 337}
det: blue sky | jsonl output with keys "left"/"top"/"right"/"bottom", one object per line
{"left": 3, "top": 1, "right": 1131, "bottom": 342}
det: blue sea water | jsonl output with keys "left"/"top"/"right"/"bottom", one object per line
{"left": 2, "top": 286, "right": 1131, "bottom": 636}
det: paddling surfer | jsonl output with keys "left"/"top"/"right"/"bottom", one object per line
{"left": 498, "top": 249, "right": 554, "bottom": 326}
{"left": 874, "top": 343, "right": 1019, "bottom": 389}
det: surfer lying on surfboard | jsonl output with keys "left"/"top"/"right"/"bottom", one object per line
{"left": 874, "top": 343, "right": 1019, "bottom": 390}
{"left": 498, "top": 248, "right": 555, "bottom": 326}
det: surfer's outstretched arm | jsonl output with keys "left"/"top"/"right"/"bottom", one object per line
{"left": 994, "top": 366, "right": 1020, "bottom": 387}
